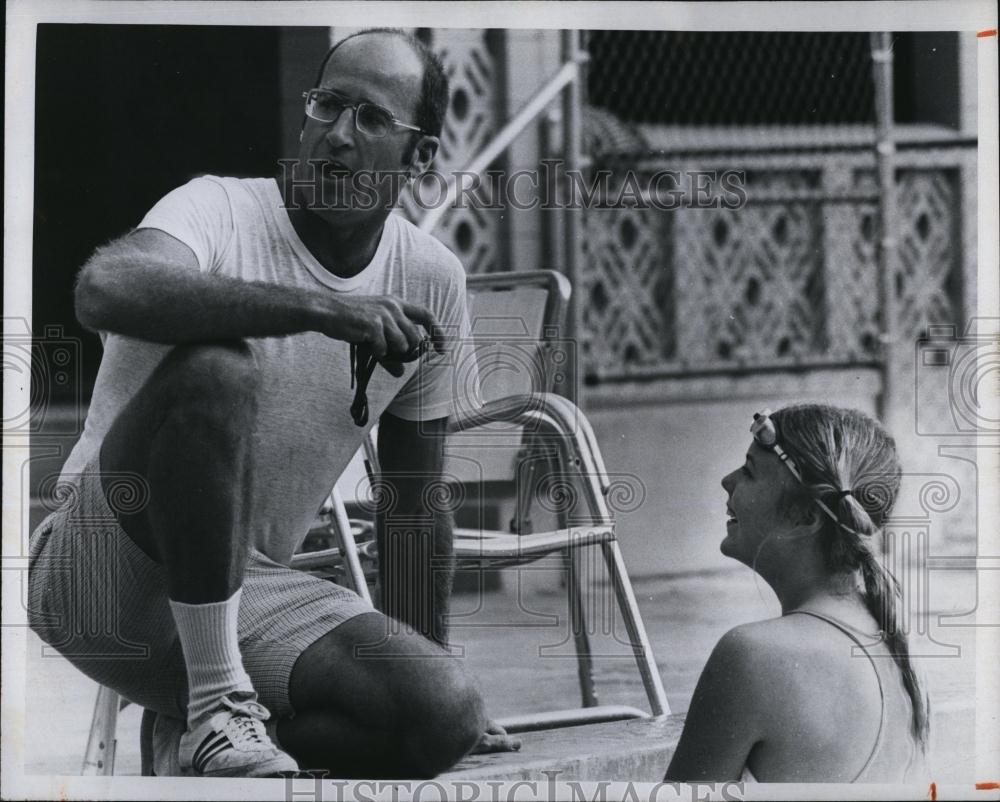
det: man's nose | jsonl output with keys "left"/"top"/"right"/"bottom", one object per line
{"left": 324, "top": 107, "right": 356, "bottom": 147}
{"left": 721, "top": 471, "right": 736, "bottom": 493}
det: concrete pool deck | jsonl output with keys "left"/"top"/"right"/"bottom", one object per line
{"left": 20, "top": 559, "right": 980, "bottom": 784}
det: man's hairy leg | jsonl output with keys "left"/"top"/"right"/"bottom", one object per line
{"left": 375, "top": 413, "right": 455, "bottom": 649}
{"left": 279, "top": 612, "right": 486, "bottom": 778}
{"left": 373, "top": 414, "right": 520, "bottom": 756}
{"left": 101, "top": 341, "right": 295, "bottom": 775}
{"left": 377, "top": 511, "right": 455, "bottom": 649}
{"left": 100, "top": 341, "right": 257, "bottom": 603}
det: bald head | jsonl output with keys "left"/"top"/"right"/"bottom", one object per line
{"left": 313, "top": 28, "right": 450, "bottom": 138}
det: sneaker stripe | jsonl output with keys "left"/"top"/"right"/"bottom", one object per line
{"left": 179, "top": 699, "right": 296, "bottom": 777}
{"left": 193, "top": 735, "right": 230, "bottom": 766}
{"left": 193, "top": 732, "right": 229, "bottom": 763}
{"left": 195, "top": 741, "right": 234, "bottom": 773}
{"left": 192, "top": 744, "right": 220, "bottom": 773}
{"left": 193, "top": 733, "right": 232, "bottom": 772}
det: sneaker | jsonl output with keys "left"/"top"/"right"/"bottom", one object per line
{"left": 168, "top": 694, "right": 298, "bottom": 777}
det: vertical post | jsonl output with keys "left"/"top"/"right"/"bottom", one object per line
{"left": 559, "top": 31, "right": 598, "bottom": 708}
{"left": 562, "top": 29, "right": 584, "bottom": 408}
{"left": 82, "top": 685, "right": 119, "bottom": 775}
{"left": 541, "top": 109, "right": 564, "bottom": 278}
{"left": 870, "top": 31, "right": 899, "bottom": 421}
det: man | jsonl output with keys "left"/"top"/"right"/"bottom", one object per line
{"left": 28, "top": 28, "right": 517, "bottom": 778}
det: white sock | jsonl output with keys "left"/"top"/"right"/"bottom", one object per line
{"left": 169, "top": 588, "right": 255, "bottom": 729}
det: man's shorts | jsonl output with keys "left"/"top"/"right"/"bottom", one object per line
{"left": 27, "top": 455, "right": 376, "bottom": 719}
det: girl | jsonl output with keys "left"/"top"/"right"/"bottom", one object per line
{"left": 665, "top": 405, "right": 929, "bottom": 782}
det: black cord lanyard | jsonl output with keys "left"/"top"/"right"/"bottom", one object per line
{"left": 349, "top": 343, "right": 379, "bottom": 427}
{"left": 349, "top": 340, "right": 429, "bottom": 427}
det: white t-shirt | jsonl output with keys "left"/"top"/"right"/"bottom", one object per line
{"left": 61, "top": 176, "right": 479, "bottom": 564}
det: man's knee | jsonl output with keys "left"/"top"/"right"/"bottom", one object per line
{"left": 165, "top": 341, "right": 258, "bottom": 402}
{"left": 396, "top": 660, "right": 486, "bottom": 777}
{"left": 158, "top": 341, "right": 259, "bottom": 430}
{"left": 102, "top": 340, "right": 261, "bottom": 489}
{"left": 290, "top": 618, "right": 486, "bottom": 777}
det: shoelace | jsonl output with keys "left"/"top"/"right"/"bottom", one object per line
{"left": 220, "top": 697, "right": 269, "bottom": 745}
{"left": 229, "top": 716, "right": 265, "bottom": 745}
{"left": 349, "top": 340, "right": 430, "bottom": 427}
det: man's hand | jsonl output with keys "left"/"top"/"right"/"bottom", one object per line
{"left": 324, "top": 294, "right": 444, "bottom": 363}
{"left": 468, "top": 720, "right": 522, "bottom": 755}
{"left": 75, "top": 228, "right": 447, "bottom": 351}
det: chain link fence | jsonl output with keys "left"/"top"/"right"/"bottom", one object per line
{"left": 587, "top": 32, "right": 876, "bottom": 129}
{"left": 578, "top": 31, "right": 971, "bottom": 384}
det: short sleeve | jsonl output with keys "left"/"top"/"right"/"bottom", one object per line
{"left": 136, "top": 176, "right": 233, "bottom": 273}
{"left": 386, "top": 267, "right": 482, "bottom": 422}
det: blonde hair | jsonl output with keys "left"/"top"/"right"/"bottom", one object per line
{"left": 771, "top": 404, "right": 929, "bottom": 747}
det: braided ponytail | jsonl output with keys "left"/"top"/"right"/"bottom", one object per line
{"left": 857, "top": 545, "right": 930, "bottom": 746}
{"left": 772, "top": 404, "right": 930, "bottom": 749}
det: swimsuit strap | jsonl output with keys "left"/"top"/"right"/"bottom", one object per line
{"left": 787, "top": 609, "right": 887, "bottom": 782}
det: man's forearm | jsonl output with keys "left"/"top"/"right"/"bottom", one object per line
{"left": 76, "top": 245, "right": 331, "bottom": 344}
{"left": 377, "top": 508, "right": 455, "bottom": 648}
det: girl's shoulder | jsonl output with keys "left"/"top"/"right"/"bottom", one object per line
{"left": 719, "top": 615, "right": 825, "bottom": 655}
{"left": 704, "top": 618, "right": 810, "bottom": 695}
{"left": 714, "top": 614, "right": 863, "bottom": 682}
{"left": 714, "top": 615, "right": 883, "bottom": 738}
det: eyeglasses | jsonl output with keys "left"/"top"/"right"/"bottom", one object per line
{"left": 303, "top": 88, "right": 424, "bottom": 138}
{"left": 750, "top": 409, "right": 857, "bottom": 533}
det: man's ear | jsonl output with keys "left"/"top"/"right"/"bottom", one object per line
{"left": 408, "top": 135, "right": 440, "bottom": 176}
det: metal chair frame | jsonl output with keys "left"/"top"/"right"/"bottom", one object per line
{"left": 364, "top": 391, "right": 670, "bottom": 732}
{"left": 291, "top": 271, "right": 669, "bottom": 732}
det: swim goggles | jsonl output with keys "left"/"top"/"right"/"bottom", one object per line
{"left": 751, "top": 409, "right": 860, "bottom": 535}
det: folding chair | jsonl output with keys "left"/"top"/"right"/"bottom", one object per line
{"left": 297, "top": 271, "right": 668, "bottom": 730}
{"left": 81, "top": 271, "right": 667, "bottom": 774}
{"left": 353, "top": 271, "right": 669, "bottom": 732}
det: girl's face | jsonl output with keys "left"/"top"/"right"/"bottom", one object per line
{"left": 720, "top": 440, "right": 803, "bottom": 567}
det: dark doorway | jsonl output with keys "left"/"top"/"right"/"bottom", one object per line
{"left": 32, "top": 24, "right": 284, "bottom": 400}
